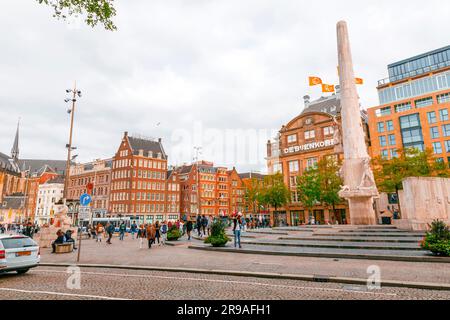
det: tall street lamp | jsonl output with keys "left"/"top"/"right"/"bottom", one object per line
{"left": 63, "top": 83, "right": 82, "bottom": 204}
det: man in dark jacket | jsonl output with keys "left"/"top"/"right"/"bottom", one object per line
{"left": 51, "top": 230, "right": 66, "bottom": 253}
{"left": 106, "top": 223, "right": 114, "bottom": 244}
{"left": 196, "top": 215, "right": 202, "bottom": 237}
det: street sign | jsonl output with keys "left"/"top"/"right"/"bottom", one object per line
{"left": 78, "top": 206, "right": 91, "bottom": 220}
{"left": 80, "top": 193, "right": 92, "bottom": 206}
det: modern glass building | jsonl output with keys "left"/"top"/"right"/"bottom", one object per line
{"left": 368, "top": 45, "right": 450, "bottom": 164}
{"left": 378, "top": 45, "right": 450, "bottom": 105}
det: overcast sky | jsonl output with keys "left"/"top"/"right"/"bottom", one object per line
{"left": 1, "top": 0, "right": 449, "bottom": 173}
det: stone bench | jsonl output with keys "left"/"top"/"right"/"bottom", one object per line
{"left": 55, "top": 243, "right": 74, "bottom": 254}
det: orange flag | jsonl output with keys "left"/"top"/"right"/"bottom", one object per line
{"left": 322, "top": 84, "right": 335, "bottom": 93}
{"left": 309, "top": 77, "right": 322, "bottom": 86}
{"left": 355, "top": 78, "right": 364, "bottom": 85}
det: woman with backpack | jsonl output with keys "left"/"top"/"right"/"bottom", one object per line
{"left": 95, "top": 223, "right": 104, "bottom": 243}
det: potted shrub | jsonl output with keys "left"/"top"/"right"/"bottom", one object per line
{"left": 167, "top": 224, "right": 182, "bottom": 241}
{"left": 204, "top": 220, "right": 231, "bottom": 247}
{"left": 420, "top": 220, "right": 450, "bottom": 257}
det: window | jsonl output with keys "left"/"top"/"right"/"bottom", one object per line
{"left": 416, "top": 97, "right": 434, "bottom": 108}
{"left": 377, "top": 122, "right": 385, "bottom": 133}
{"left": 306, "top": 157, "right": 318, "bottom": 169}
{"left": 388, "top": 134, "right": 396, "bottom": 146}
{"left": 400, "top": 114, "right": 420, "bottom": 129}
{"left": 437, "top": 93, "right": 450, "bottom": 104}
{"left": 390, "top": 149, "right": 398, "bottom": 158}
{"left": 304, "top": 130, "right": 315, "bottom": 140}
{"left": 443, "top": 124, "right": 450, "bottom": 137}
{"left": 402, "top": 128, "right": 423, "bottom": 144}
{"left": 386, "top": 120, "right": 394, "bottom": 132}
{"left": 433, "top": 142, "right": 443, "bottom": 154}
{"left": 288, "top": 161, "right": 299, "bottom": 173}
{"left": 381, "top": 150, "right": 389, "bottom": 159}
{"left": 395, "top": 102, "right": 412, "bottom": 113}
{"left": 430, "top": 127, "right": 440, "bottom": 139}
{"left": 376, "top": 107, "right": 391, "bottom": 117}
{"left": 287, "top": 134, "right": 297, "bottom": 143}
{"left": 445, "top": 141, "right": 450, "bottom": 153}
{"left": 440, "top": 109, "right": 449, "bottom": 121}
{"left": 379, "top": 136, "right": 387, "bottom": 147}
{"left": 427, "top": 111, "right": 437, "bottom": 124}
{"left": 323, "top": 126, "right": 334, "bottom": 136}
{"left": 273, "top": 163, "right": 282, "bottom": 174}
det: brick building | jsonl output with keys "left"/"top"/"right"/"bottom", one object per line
{"left": 67, "top": 158, "right": 112, "bottom": 219}
{"left": 266, "top": 92, "right": 371, "bottom": 226}
{"left": 176, "top": 161, "right": 245, "bottom": 219}
{"left": 109, "top": 132, "right": 178, "bottom": 224}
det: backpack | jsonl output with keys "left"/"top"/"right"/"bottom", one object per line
{"left": 161, "top": 224, "right": 168, "bottom": 234}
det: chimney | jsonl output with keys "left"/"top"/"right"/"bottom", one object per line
{"left": 303, "top": 95, "right": 311, "bottom": 108}
{"left": 158, "top": 138, "right": 162, "bottom": 143}
{"left": 124, "top": 131, "right": 128, "bottom": 137}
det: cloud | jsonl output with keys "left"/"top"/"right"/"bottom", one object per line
{"left": 0, "top": 0, "right": 449, "bottom": 173}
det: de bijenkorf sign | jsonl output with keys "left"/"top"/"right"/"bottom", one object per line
{"left": 80, "top": 193, "right": 92, "bottom": 206}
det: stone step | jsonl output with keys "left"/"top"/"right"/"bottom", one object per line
{"left": 246, "top": 230, "right": 289, "bottom": 235}
{"left": 340, "top": 229, "right": 417, "bottom": 233}
{"left": 241, "top": 240, "right": 422, "bottom": 251}
{"left": 188, "top": 244, "right": 450, "bottom": 263}
{"left": 279, "top": 237, "right": 422, "bottom": 244}
{"left": 357, "top": 225, "right": 399, "bottom": 229}
{"left": 316, "top": 232, "right": 425, "bottom": 238}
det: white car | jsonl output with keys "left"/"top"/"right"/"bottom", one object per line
{"left": 0, "top": 234, "right": 40, "bottom": 275}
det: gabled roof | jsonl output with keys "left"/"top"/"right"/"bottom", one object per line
{"left": 18, "top": 159, "right": 67, "bottom": 176}
{"left": 127, "top": 136, "right": 167, "bottom": 160}
{"left": 302, "top": 95, "right": 341, "bottom": 116}
{"left": 238, "top": 172, "right": 266, "bottom": 180}
{"left": 46, "top": 175, "right": 65, "bottom": 184}
{"left": 1, "top": 195, "right": 26, "bottom": 209}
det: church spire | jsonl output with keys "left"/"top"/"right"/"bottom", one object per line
{"left": 11, "top": 119, "right": 20, "bottom": 162}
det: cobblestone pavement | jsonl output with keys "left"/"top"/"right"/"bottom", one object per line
{"left": 1, "top": 266, "right": 449, "bottom": 300}
{"left": 39, "top": 233, "right": 450, "bottom": 285}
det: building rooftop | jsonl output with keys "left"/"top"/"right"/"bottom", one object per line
{"left": 18, "top": 159, "right": 67, "bottom": 176}
{"left": 0, "top": 152, "right": 20, "bottom": 175}
{"left": 301, "top": 94, "right": 341, "bottom": 116}
{"left": 127, "top": 135, "right": 167, "bottom": 160}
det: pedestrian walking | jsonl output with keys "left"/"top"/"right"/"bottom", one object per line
{"left": 146, "top": 223, "right": 156, "bottom": 249}
{"left": 160, "top": 221, "right": 168, "bottom": 245}
{"left": 96, "top": 223, "right": 104, "bottom": 242}
{"left": 154, "top": 221, "right": 161, "bottom": 245}
{"left": 106, "top": 222, "right": 114, "bottom": 244}
{"left": 119, "top": 221, "right": 126, "bottom": 241}
{"left": 233, "top": 214, "right": 243, "bottom": 249}
{"left": 196, "top": 215, "right": 202, "bottom": 237}
{"left": 186, "top": 219, "right": 193, "bottom": 240}
{"left": 201, "top": 215, "right": 208, "bottom": 237}
{"left": 130, "top": 221, "right": 138, "bottom": 239}
{"left": 207, "top": 215, "right": 214, "bottom": 236}
{"left": 137, "top": 224, "right": 147, "bottom": 249}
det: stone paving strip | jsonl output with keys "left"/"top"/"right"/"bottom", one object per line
{"left": 279, "top": 236, "right": 423, "bottom": 243}
{"left": 316, "top": 232, "right": 425, "bottom": 238}
{"left": 37, "top": 263, "right": 450, "bottom": 292}
{"left": 240, "top": 239, "right": 422, "bottom": 251}
{"left": 189, "top": 244, "right": 450, "bottom": 263}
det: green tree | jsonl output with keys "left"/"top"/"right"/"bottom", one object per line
{"left": 244, "top": 177, "right": 263, "bottom": 214}
{"left": 296, "top": 167, "right": 321, "bottom": 220}
{"left": 260, "top": 174, "right": 290, "bottom": 217}
{"left": 317, "top": 157, "right": 344, "bottom": 220}
{"left": 37, "top": 0, "right": 117, "bottom": 31}
{"left": 372, "top": 147, "right": 450, "bottom": 215}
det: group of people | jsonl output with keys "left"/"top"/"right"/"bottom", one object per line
{"left": 0, "top": 221, "right": 39, "bottom": 238}
{"left": 51, "top": 229, "right": 77, "bottom": 253}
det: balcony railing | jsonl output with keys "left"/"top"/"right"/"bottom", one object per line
{"left": 378, "top": 61, "right": 450, "bottom": 86}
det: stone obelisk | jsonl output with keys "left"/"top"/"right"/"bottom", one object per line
{"left": 337, "top": 21, "right": 378, "bottom": 225}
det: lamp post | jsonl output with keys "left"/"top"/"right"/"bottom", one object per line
{"left": 63, "top": 83, "right": 82, "bottom": 204}
{"left": 193, "top": 147, "right": 202, "bottom": 218}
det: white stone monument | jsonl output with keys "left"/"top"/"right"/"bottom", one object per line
{"left": 336, "top": 21, "right": 379, "bottom": 225}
